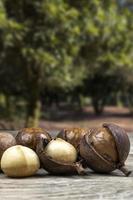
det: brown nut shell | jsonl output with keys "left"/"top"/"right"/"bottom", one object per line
{"left": 16, "top": 128, "right": 52, "bottom": 150}
{"left": 80, "top": 133, "right": 116, "bottom": 173}
{"left": 57, "top": 128, "right": 88, "bottom": 149}
{"left": 0, "top": 132, "right": 16, "bottom": 160}
{"left": 80, "top": 123, "right": 131, "bottom": 176}
{"left": 103, "top": 123, "right": 130, "bottom": 164}
{"left": 36, "top": 137, "right": 86, "bottom": 175}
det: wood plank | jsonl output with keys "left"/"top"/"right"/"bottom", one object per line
{"left": 0, "top": 132, "right": 133, "bottom": 200}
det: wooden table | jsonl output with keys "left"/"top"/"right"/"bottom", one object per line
{"left": 0, "top": 132, "right": 133, "bottom": 200}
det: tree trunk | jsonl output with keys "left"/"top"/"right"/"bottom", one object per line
{"left": 92, "top": 98, "right": 104, "bottom": 115}
{"left": 24, "top": 62, "right": 43, "bottom": 127}
{"left": 127, "top": 94, "right": 133, "bottom": 115}
{"left": 5, "top": 95, "right": 14, "bottom": 119}
{"left": 26, "top": 99, "right": 41, "bottom": 127}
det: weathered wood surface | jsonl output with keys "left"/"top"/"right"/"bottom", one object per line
{"left": 0, "top": 132, "right": 133, "bottom": 200}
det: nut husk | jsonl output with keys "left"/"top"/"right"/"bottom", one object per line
{"left": 36, "top": 137, "right": 86, "bottom": 175}
{"left": 16, "top": 128, "right": 52, "bottom": 150}
{"left": 80, "top": 123, "right": 131, "bottom": 176}
{"left": 57, "top": 128, "right": 88, "bottom": 150}
{"left": 0, "top": 132, "right": 16, "bottom": 169}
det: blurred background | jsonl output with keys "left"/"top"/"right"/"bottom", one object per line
{"left": 0, "top": 0, "right": 133, "bottom": 132}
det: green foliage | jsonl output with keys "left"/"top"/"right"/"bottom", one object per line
{"left": 0, "top": 0, "right": 133, "bottom": 124}
{"left": 2, "top": 0, "right": 85, "bottom": 90}
{"left": 74, "top": 1, "right": 133, "bottom": 114}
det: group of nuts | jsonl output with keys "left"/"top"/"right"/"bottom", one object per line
{"left": 0, "top": 123, "right": 131, "bottom": 178}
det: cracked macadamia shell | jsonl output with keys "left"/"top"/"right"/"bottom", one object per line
{"left": 90, "top": 127, "right": 118, "bottom": 162}
{"left": 16, "top": 128, "right": 51, "bottom": 150}
{"left": 80, "top": 123, "right": 131, "bottom": 176}
{"left": 57, "top": 128, "right": 88, "bottom": 149}
{"left": 36, "top": 138, "right": 85, "bottom": 175}
{"left": 1, "top": 145, "right": 40, "bottom": 177}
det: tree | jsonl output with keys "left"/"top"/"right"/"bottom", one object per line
{"left": 0, "top": 0, "right": 85, "bottom": 126}
{"left": 72, "top": 0, "right": 133, "bottom": 114}
{"left": 0, "top": 0, "right": 133, "bottom": 124}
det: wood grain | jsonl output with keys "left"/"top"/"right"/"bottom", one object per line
{"left": 0, "top": 132, "right": 133, "bottom": 200}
